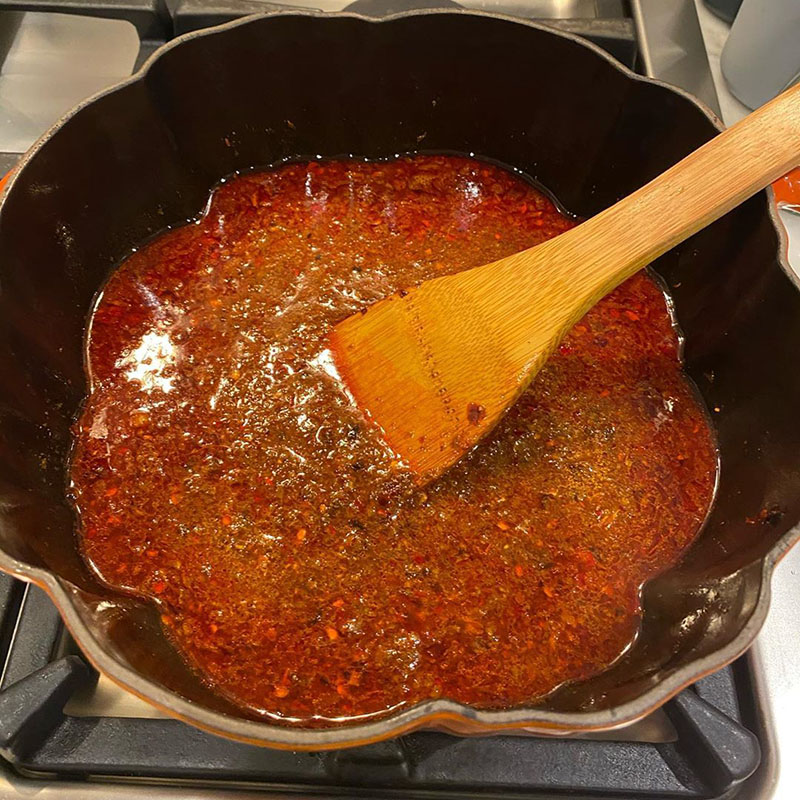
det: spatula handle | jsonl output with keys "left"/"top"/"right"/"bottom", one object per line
{"left": 557, "top": 80, "right": 800, "bottom": 301}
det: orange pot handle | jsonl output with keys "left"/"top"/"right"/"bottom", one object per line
{"left": 0, "top": 171, "right": 11, "bottom": 194}
{"left": 773, "top": 167, "right": 800, "bottom": 206}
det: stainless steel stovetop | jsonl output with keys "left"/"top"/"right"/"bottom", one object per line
{"left": 0, "top": 1, "right": 798, "bottom": 797}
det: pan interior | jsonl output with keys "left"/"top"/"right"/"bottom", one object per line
{"left": 0, "top": 12, "right": 798, "bottom": 737}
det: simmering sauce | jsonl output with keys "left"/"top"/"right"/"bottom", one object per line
{"left": 70, "top": 156, "right": 717, "bottom": 726}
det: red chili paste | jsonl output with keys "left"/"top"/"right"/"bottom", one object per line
{"left": 70, "top": 156, "right": 717, "bottom": 726}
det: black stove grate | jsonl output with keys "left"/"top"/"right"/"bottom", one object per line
{"left": 0, "top": 579, "right": 763, "bottom": 798}
{"left": 0, "top": 6, "right": 764, "bottom": 797}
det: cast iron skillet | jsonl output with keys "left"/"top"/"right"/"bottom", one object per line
{"left": 0, "top": 10, "right": 799, "bottom": 750}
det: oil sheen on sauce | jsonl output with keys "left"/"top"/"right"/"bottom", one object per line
{"left": 70, "top": 156, "right": 718, "bottom": 726}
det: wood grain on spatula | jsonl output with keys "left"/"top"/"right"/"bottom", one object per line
{"left": 329, "top": 83, "right": 800, "bottom": 483}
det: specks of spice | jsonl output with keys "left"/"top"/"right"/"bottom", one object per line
{"left": 129, "top": 410, "right": 150, "bottom": 428}
{"left": 71, "top": 156, "right": 716, "bottom": 728}
{"left": 467, "top": 403, "right": 486, "bottom": 426}
{"left": 746, "top": 506, "right": 785, "bottom": 526}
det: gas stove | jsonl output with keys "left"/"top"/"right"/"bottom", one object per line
{"left": 0, "top": 1, "right": 797, "bottom": 797}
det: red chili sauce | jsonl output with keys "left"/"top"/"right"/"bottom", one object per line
{"left": 70, "top": 156, "right": 717, "bottom": 726}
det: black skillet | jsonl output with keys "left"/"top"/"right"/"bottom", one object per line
{"left": 0, "top": 8, "right": 798, "bottom": 748}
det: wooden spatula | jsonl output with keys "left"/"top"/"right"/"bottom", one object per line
{"left": 329, "top": 83, "right": 800, "bottom": 483}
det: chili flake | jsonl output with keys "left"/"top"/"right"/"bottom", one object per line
{"left": 71, "top": 155, "right": 716, "bottom": 727}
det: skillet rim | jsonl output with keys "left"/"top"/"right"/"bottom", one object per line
{"left": 0, "top": 7, "right": 797, "bottom": 749}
